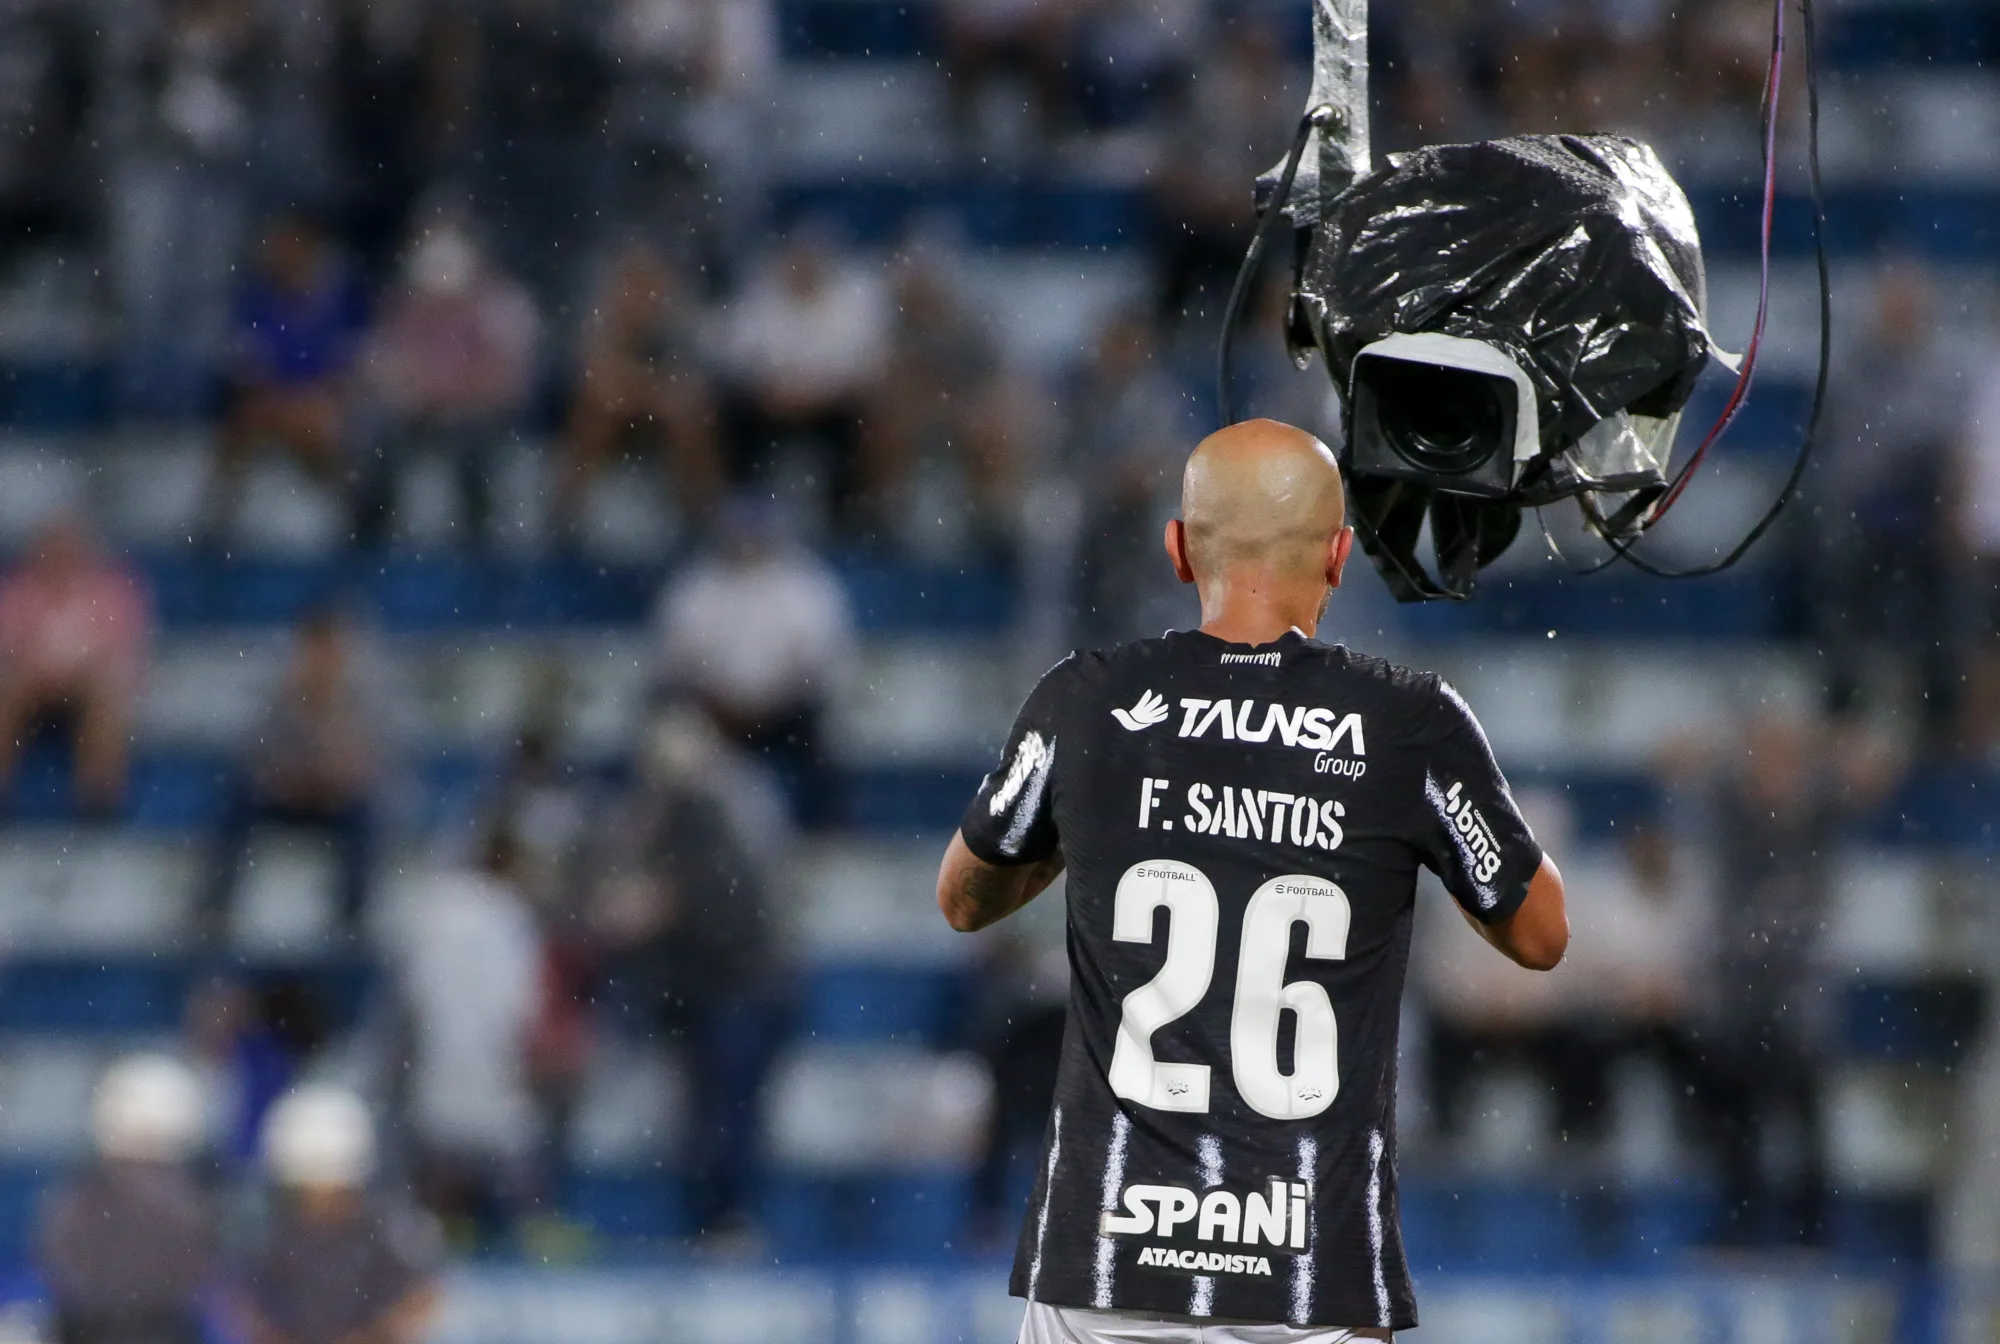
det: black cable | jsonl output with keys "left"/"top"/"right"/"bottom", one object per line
{"left": 1216, "top": 105, "right": 1336, "bottom": 427}
{"left": 1575, "top": 0, "right": 1830, "bottom": 580}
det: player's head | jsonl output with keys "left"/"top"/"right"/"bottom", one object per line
{"left": 1165, "top": 418, "right": 1354, "bottom": 617}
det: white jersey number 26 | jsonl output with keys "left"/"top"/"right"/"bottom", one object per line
{"left": 1106, "top": 859, "right": 1351, "bottom": 1120}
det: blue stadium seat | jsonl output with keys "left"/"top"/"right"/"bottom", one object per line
{"left": 839, "top": 767, "right": 988, "bottom": 834}
{"left": 1869, "top": 765, "right": 2000, "bottom": 849}
{"left": 1829, "top": 1194, "right": 1930, "bottom": 1263}
{"left": 800, "top": 965, "right": 967, "bottom": 1046}
{"left": 563, "top": 1171, "right": 693, "bottom": 1242}
{"left": 0, "top": 1166, "right": 54, "bottom": 1262}
{"left": 778, "top": 0, "right": 937, "bottom": 59}
{"left": 0, "top": 361, "right": 111, "bottom": 432}
{"left": 833, "top": 556, "right": 1016, "bottom": 633}
{"left": 1840, "top": 976, "right": 1984, "bottom": 1065}
{"left": 1396, "top": 572, "right": 1786, "bottom": 641}
{"left": 1620, "top": 1184, "right": 1720, "bottom": 1262}
{"left": 1823, "top": 4, "right": 2000, "bottom": 71}
{"left": 761, "top": 1173, "right": 972, "bottom": 1260}
{"left": 0, "top": 962, "right": 188, "bottom": 1033}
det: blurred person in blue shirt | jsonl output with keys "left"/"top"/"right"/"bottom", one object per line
{"left": 40, "top": 1055, "right": 216, "bottom": 1344}
{"left": 200, "top": 215, "right": 369, "bottom": 548}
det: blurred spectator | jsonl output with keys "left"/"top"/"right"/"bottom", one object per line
{"left": 1150, "top": 16, "right": 1297, "bottom": 325}
{"left": 40, "top": 1055, "right": 215, "bottom": 1344}
{"left": 1805, "top": 261, "right": 1970, "bottom": 749}
{"left": 468, "top": 0, "right": 610, "bottom": 307}
{"left": 652, "top": 501, "right": 856, "bottom": 823}
{"left": 938, "top": 0, "right": 1076, "bottom": 152}
{"left": 204, "top": 609, "right": 384, "bottom": 938}
{"left": 107, "top": 0, "right": 270, "bottom": 416}
{"left": 327, "top": 0, "right": 461, "bottom": 278}
{"left": 387, "top": 832, "right": 543, "bottom": 1244}
{"left": 201, "top": 216, "right": 369, "bottom": 547}
{"left": 0, "top": 0, "right": 93, "bottom": 263}
{"left": 720, "top": 230, "right": 891, "bottom": 523}
{"left": 0, "top": 514, "right": 152, "bottom": 812}
{"left": 968, "top": 930, "right": 1068, "bottom": 1238}
{"left": 1956, "top": 333, "right": 2000, "bottom": 758}
{"left": 581, "top": 709, "right": 778, "bottom": 1232}
{"left": 1661, "top": 712, "right": 1900, "bottom": 1246}
{"left": 484, "top": 728, "right": 594, "bottom": 915}
{"left": 600, "top": 0, "right": 778, "bottom": 253}
{"left": 356, "top": 214, "right": 541, "bottom": 550}
{"left": 555, "top": 243, "right": 722, "bottom": 540}
{"left": 186, "top": 977, "right": 332, "bottom": 1172}
{"left": 246, "top": 1086, "right": 441, "bottom": 1344}
{"left": 1068, "top": 311, "right": 1200, "bottom": 647}
{"left": 862, "top": 247, "right": 1028, "bottom": 543}
{"left": 1421, "top": 812, "right": 1703, "bottom": 1149}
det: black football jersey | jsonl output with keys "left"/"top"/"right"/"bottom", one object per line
{"left": 959, "top": 628, "right": 1542, "bottom": 1331}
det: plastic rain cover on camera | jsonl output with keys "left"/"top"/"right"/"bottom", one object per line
{"left": 1294, "top": 133, "right": 1713, "bottom": 505}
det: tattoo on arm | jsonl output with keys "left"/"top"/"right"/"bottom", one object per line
{"left": 948, "top": 862, "right": 1028, "bottom": 932}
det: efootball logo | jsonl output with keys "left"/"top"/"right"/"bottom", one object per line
{"left": 1112, "top": 690, "right": 1171, "bottom": 732}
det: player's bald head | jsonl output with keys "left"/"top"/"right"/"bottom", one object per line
{"left": 1180, "top": 419, "right": 1346, "bottom": 582}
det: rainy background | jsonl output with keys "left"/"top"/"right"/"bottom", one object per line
{"left": 0, "top": 0, "right": 1996, "bottom": 1340}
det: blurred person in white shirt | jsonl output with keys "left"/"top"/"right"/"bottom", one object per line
{"left": 719, "top": 228, "right": 891, "bottom": 524}
{"left": 1420, "top": 793, "right": 1703, "bottom": 1149}
{"left": 384, "top": 831, "right": 543, "bottom": 1244}
{"left": 652, "top": 498, "right": 856, "bottom": 824}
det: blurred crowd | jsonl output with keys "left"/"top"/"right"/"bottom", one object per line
{"left": 0, "top": 0, "right": 1997, "bottom": 1285}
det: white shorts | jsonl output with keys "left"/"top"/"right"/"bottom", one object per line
{"left": 1017, "top": 1303, "right": 1390, "bottom": 1344}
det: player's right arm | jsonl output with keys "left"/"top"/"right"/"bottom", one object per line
{"left": 937, "top": 832, "right": 1066, "bottom": 933}
{"left": 1418, "top": 680, "right": 1568, "bottom": 972}
{"left": 937, "top": 656, "right": 1074, "bottom": 934}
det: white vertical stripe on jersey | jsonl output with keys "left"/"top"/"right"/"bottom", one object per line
{"left": 1190, "top": 1134, "right": 1224, "bottom": 1317}
{"left": 1092, "top": 1112, "right": 1132, "bottom": 1309}
{"left": 1000, "top": 740, "right": 1056, "bottom": 856}
{"left": 1366, "top": 1128, "right": 1389, "bottom": 1327}
{"left": 1290, "top": 1135, "right": 1319, "bottom": 1325}
{"left": 1027, "top": 1105, "right": 1064, "bottom": 1301}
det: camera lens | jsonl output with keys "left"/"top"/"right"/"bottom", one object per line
{"left": 1366, "top": 360, "right": 1508, "bottom": 475}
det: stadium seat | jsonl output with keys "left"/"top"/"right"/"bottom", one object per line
{"left": 0, "top": 1166, "right": 54, "bottom": 1264}
{"left": 800, "top": 965, "right": 967, "bottom": 1046}
{"left": 563, "top": 1171, "right": 693, "bottom": 1243}
{"left": 0, "top": 962, "right": 188, "bottom": 1034}
{"left": 777, "top": 0, "right": 937, "bottom": 60}
{"left": 0, "top": 360, "right": 110, "bottom": 432}
{"left": 761, "top": 1173, "right": 973, "bottom": 1260}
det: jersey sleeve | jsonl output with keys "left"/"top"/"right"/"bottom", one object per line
{"left": 1414, "top": 679, "right": 1543, "bottom": 924}
{"left": 959, "top": 656, "right": 1074, "bottom": 866}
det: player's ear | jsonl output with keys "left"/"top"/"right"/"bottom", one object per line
{"left": 1164, "top": 518, "right": 1196, "bottom": 585}
{"left": 1327, "top": 526, "right": 1355, "bottom": 589}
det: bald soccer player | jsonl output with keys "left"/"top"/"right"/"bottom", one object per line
{"left": 939, "top": 420, "right": 1566, "bottom": 1342}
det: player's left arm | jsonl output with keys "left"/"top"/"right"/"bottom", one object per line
{"left": 938, "top": 832, "right": 1067, "bottom": 933}
{"left": 1456, "top": 853, "right": 1567, "bottom": 971}
{"left": 941, "top": 655, "right": 1075, "bottom": 932}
